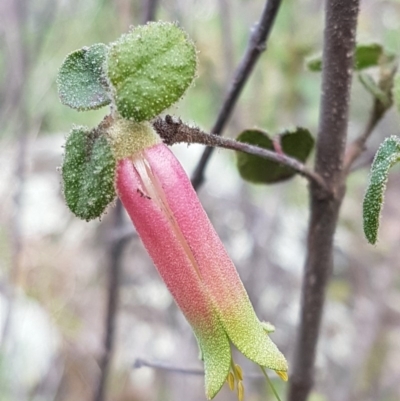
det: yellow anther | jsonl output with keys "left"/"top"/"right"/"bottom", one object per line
{"left": 234, "top": 364, "right": 243, "bottom": 381}
{"left": 276, "top": 370, "right": 288, "bottom": 382}
{"left": 237, "top": 381, "right": 244, "bottom": 401}
{"left": 227, "top": 371, "right": 235, "bottom": 391}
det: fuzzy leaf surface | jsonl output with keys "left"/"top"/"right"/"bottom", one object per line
{"left": 62, "top": 126, "right": 116, "bottom": 221}
{"left": 57, "top": 43, "right": 110, "bottom": 111}
{"left": 363, "top": 136, "right": 400, "bottom": 244}
{"left": 107, "top": 21, "right": 197, "bottom": 122}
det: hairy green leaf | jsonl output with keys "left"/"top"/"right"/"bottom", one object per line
{"left": 107, "top": 21, "right": 197, "bottom": 122}
{"left": 57, "top": 43, "right": 110, "bottom": 111}
{"left": 363, "top": 136, "right": 400, "bottom": 244}
{"left": 236, "top": 128, "right": 314, "bottom": 184}
{"left": 62, "top": 126, "right": 116, "bottom": 221}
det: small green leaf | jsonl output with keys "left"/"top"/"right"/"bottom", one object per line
{"left": 107, "top": 21, "right": 197, "bottom": 122}
{"left": 306, "top": 55, "right": 322, "bottom": 72}
{"left": 62, "top": 126, "right": 116, "bottom": 221}
{"left": 307, "top": 43, "right": 392, "bottom": 72}
{"left": 355, "top": 43, "right": 388, "bottom": 70}
{"left": 57, "top": 43, "right": 110, "bottom": 111}
{"left": 359, "top": 72, "right": 391, "bottom": 107}
{"left": 394, "top": 73, "right": 400, "bottom": 113}
{"left": 363, "top": 136, "right": 400, "bottom": 244}
{"left": 236, "top": 128, "right": 314, "bottom": 184}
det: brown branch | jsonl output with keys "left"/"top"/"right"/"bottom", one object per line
{"left": 288, "top": 1, "right": 360, "bottom": 401}
{"left": 93, "top": 201, "right": 128, "bottom": 401}
{"left": 154, "top": 116, "right": 328, "bottom": 192}
{"left": 191, "top": 0, "right": 283, "bottom": 190}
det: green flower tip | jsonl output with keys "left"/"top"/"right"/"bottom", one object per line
{"left": 107, "top": 21, "right": 197, "bottom": 122}
{"left": 200, "top": 314, "right": 288, "bottom": 399}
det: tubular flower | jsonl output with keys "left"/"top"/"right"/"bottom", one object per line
{"left": 112, "top": 121, "right": 288, "bottom": 399}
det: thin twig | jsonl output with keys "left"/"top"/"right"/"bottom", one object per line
{"left": 191, "top": 0, "right": 283, "bottom": 190}
{"left": 154, "top": 116, "right": 328, "bottom": 192}
{"left": 93, "top": 201, "right": 128, "bottom": 401}
{"left": 342, "top": 99, "right": 386, "bottom": 175}
{"left": 134, "top": 358, "right": 204, "bottom": 376}
{"left": 342, "top": 67, "right": 397, "bottom": 175}
{"left": 288, "top": 1, "right": 360, "bottom": 401}
{"left": 133, "top": 358, "right": 266, "bottom": 379}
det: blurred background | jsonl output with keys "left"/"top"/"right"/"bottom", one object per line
{"left": 1, "top": 0, "right": 400, "bottom": 400}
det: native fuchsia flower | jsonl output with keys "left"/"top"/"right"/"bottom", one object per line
{"left": 57, "top": 20, "right": 287, "bottom": 400}
{"left": 111, "top": 120, "right": 288, "bottom": 399}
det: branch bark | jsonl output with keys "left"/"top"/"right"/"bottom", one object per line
{"left": 191, "top": 0, "right": 283, "bottom": 189}
{"left": 93, "top": 201, "right": 128, "bottom": 401}
{"left": 288, "top": 1, "right": 360, "bottom": 401}
{"left": 154, "top": 116, "right": 328, "bottom": 192}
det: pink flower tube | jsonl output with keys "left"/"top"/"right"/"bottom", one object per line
{"left": 113, "top": 122, "right": 287, "bottom": 399}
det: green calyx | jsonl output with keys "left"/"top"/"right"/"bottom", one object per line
{"left": 107, "top": 21, "right": 197, "bottom": 121}
{"left": 61, "top": 118, "right": 165, "bottom": 220}
{"left": 107, "top": 118, "right": 160, "bottom": 160}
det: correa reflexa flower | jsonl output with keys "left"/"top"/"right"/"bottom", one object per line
{"left": 58, "top": 21, "right": 288, "bottom": 400}
{"left": 110, "top": 120, "right": 288, "bottom": 399}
